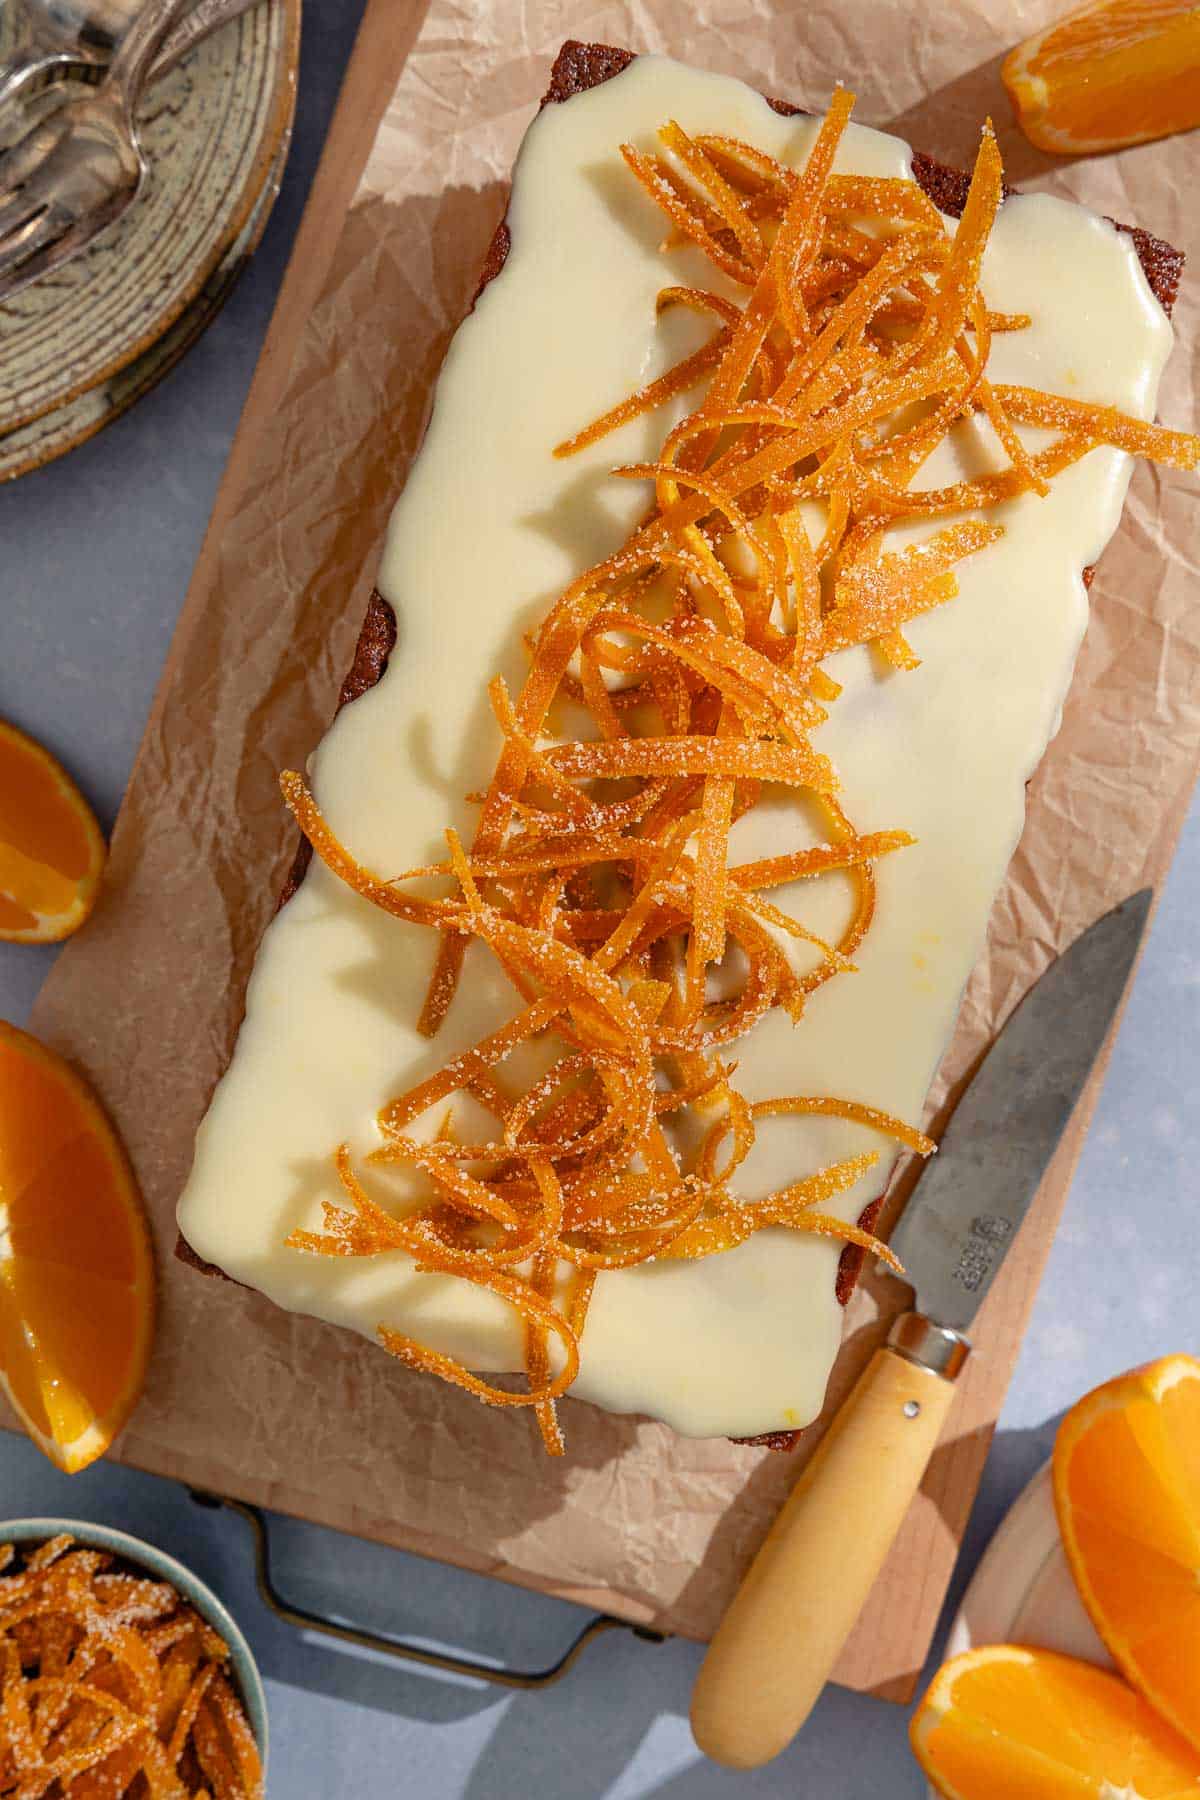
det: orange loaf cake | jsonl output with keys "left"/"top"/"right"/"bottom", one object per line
{"left": 178, "top": 43, "right": 1192, "bottom": 1452}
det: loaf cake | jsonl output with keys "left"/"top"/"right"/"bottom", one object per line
{"left": 177, "top": 42, "right": 1191, "bottom": 1450}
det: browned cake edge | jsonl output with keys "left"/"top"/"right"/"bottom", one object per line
{"left": 177, "top": 41, "right": 1185, "bottom": 1448}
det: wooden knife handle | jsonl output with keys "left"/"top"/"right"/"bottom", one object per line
{"left": 690, "top": 1329, "right": 962, "bottom": 1769}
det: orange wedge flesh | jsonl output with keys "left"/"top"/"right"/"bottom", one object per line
{"left": 1054, "top": 1354, "right": 1200, "bottom": 1754}
{"left": 911, "top": 1644, "right": 1200, "bottom": 1799}
{"left": 0, "top": 719, "right": 106, "bottom": 943}
{"left": 1003, "top": 0, "right": 1200, "bottom": 155}
{"left": 0, "top": 1022, "right": 154, "bottom": 1472}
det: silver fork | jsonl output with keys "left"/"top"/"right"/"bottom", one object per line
{"left": 0, "top": 0, "right": 252, "bottom": 114}
{"left": 0, "top": 0, "right": 238, "bottom": 301}
{"left": 0, "top": 1, "right": 142, "bottom": 113}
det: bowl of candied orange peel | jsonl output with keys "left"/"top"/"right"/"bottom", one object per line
{"left": 0, "top": 1519, "right": 265, "bottom": 1798}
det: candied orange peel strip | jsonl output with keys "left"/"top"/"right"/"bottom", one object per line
{"left": 0, "top": 1535, "right": 263, "bottom": 1798}
{"left": 281, "top": 96, "right": 1198, "bottom": 1452}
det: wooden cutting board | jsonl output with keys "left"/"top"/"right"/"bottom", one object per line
{"left": 24, "top": 0, "right": 1200, "bottom": 1703}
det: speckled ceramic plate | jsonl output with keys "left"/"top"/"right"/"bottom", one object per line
{"left": 925, "top": 1462, "right": 1111, "bottom": 1799}
{"left": 0, "top": 125, "right": 289, "bottom": 480}
{"left": 0, "top": 0, "right": 300, "bottom": 480}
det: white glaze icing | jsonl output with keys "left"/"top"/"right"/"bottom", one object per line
{"left": 177, "top": 55, "right": 1172, "bottom": 1437}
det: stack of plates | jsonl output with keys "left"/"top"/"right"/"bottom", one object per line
{"left": 0, "top": 0, "right": 300, "bottom": 481}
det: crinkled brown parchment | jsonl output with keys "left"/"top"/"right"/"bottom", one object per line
{"left": 25, "top": 0, "right": 1200, "bottom": 1700}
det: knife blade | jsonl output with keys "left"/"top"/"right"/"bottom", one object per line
{"left": 691, "top": 888, "right": 1154, "bottom": 1771}
{"left": 889, "top": 884, "right": 1153, "bottom": 1335}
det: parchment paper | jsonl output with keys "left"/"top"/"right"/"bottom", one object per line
{"left": 26, "top": 0, "right": 1200, "bottom": 1700}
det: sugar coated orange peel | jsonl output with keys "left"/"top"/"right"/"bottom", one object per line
{"left": 281, "top": 99, "right": 1197, "bottom": 1451}
{"left": 0, "top": 1533, "right": 263, "bottom": 1798}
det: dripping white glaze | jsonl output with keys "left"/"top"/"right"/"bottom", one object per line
{"left": 177, "top": 55, "right": 1172, "bottom": 1437}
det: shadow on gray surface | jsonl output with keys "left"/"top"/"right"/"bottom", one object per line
{"left": 452, "top": 1416, "right": 1063, "bottom": 1798}
{"left": 222, "top": 1494, "right": 644, "bottom": 1728}
{"left": 0, "top": 1403, "right": 1076, "bottom": 1790}
{"left": 452, "top": 1628, "right": 917, "bottom": 1800}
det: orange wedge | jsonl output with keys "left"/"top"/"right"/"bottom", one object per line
{"left": 911, "top": 1644, "right": 1200, "bottom": 1799}
{"left": 1054, "top": 1354, "right": 1200, "bottom": 1754}
{"left": 1002, "top": 0, "right": 1200, "bottom": 155}
{"left": 0, "top": 718, "right": 106, "bottom": 944}
{"left": 0, "top": 1022, "right": 154, "bottom": 1472}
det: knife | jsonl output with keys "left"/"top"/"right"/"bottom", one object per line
{"left": 690, "top": 887, "right": 1153, "bottom": 1769}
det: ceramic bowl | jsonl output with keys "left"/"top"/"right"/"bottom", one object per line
{"left": 0, "top": 1516, "right": 268, "bottom": 1773}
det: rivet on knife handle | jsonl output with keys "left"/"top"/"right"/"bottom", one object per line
{"left": 689, "top": 1311, "right": 968, "bottom": 1770}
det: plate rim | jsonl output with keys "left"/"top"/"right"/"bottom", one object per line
{"left": 942, "top": 1460, "right": 1061, "bottom": 1659}
{"left": 924, "top": 1459, "right": 1111, "bottom": 1799}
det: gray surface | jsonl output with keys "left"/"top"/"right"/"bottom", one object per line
{"left": 2, "top": 6, "right": 1199, "bottom": 1793}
